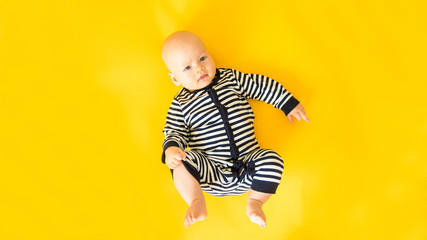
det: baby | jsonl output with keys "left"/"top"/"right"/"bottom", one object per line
{"left": 161, "top": 31, "right": 309, "bottom": 229}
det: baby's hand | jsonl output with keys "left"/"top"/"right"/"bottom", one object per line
{"left": 165, "top": 146, "right": 186, "bottom": 169}
{"left": 287, "top": 103, "right": 309, "bottom": 123}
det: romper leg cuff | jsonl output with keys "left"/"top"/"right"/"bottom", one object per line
{"left": 170, "top": 161, "right": 200, "bottom": 184}
{"left": 251, "top": 180, "right": 279, "bottom": 194}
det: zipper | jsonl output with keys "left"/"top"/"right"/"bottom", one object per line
{"left": 206, "top": 87, "right": 239, "bottom": 160}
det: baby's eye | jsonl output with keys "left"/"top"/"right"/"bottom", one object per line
{"left": 200, "top": 56, "right": 206, "bottom": 61}
{"left": 184, "top": 66, "right": 191, "bottom": 71}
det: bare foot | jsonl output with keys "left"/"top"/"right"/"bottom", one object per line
{"left": 184, "top": 199, "right": 207, "bottom": 228}
{"left": 246, "top": 198, "right": 266, "bottom": 229}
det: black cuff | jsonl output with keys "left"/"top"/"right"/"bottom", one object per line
{"left": 251, "top": 180, "right": 280, "bottom": 194}
{"left": 170, "top": 161, "right": 200, "bottom": 183}
{"left": 161, "top": 141, "right": 180, "bottom": 164}
{"left": 280, "top": 96, "right": 300, "bottom": 116}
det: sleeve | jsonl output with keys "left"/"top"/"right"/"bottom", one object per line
{"left": 161, "top": 98, "right": 189, "bottom": 164}
{"left": 231, "top": 68, "right": 300, "bottom": 116}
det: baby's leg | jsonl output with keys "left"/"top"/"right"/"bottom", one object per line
{"left": 173, "top": 163, "right": 207, "bottom": 228}
{"left": 246, "top": 189, "right": 271, "bottom": 229}
{"left": 243, "top": 149, "right": 284, "bottom": 228}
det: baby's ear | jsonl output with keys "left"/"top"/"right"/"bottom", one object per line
{"left": 169, "top": 72, "right": 180, "bottom": 86}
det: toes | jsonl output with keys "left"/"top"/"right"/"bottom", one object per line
{"left": 255, "top": 218, "right": 266, "bottom": 229}
{"left": 184, "top": 213, "right": 193, "bottom": 228}
{"left": 257, "top": 218, "right": 266, "bottom": 229}
{"left": 248, "top": 213, "right": 266, "bottom": 229}
{"left": 184, "top": 212, "right": 196, "bottom": 228}
{"left": 183, "top": 202, "right": 208, "bottom": 228}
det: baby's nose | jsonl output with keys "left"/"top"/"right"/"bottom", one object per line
{"left": 196, "top": 64, "right": 204, "bottom": 73}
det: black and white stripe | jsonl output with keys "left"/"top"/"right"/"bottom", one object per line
{"left": 162, "top": 68, "right": 299, "bottom": 195}
{"left": 180, "top": 148, "right": 284, "bottom": 197}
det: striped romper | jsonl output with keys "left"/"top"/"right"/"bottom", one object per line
{"left": 161, "top": 68, "right": 300, "bottom": 197}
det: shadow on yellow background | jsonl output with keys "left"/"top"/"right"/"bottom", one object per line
{"left": 1, "top": 0, "right": 426, "bottom": 239}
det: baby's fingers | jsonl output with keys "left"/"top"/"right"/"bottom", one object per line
{"left": 287, "top": 114, "right": 294, "bottom": 124}
{"left": 300, "top": 111, "right": 310, "bottom": 122}
{"left": 296, "top": 104, "right": 309, "bottom": 122}
{"left": 294, "top": 112, "right": 302, "bottom": 121}
{"left": 166, "top": 161, "right": 175, "bottom": 169}
{"left": 167, "top": 159, "right": 182, "bottom": 169}
{"left": 175, "top": 149, "right": 186, "bottom": 161}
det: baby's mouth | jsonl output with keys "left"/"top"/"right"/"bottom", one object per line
{"left": 198, "top": 74, "right": 208, "bottom": 81}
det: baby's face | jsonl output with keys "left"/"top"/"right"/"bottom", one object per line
{"left": 165, "top": 37, "right": 216, "bottom": 91}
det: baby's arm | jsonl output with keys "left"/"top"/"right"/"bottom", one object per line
{"left": 162, "top": 98, "right": 189, "bottom": 164}
{"left": 231, "top": 68, "right": 308, "bottom": 123}
{"left": 165, "top": 146, "right": 186, "bottom": 169}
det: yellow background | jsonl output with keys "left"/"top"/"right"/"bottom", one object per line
{"left": 1, "top": 0, "right": 426, "bottom": 239}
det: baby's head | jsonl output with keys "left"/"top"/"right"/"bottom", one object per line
{"left": 162, "top": 31, "right": 216, "bottom": 91}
